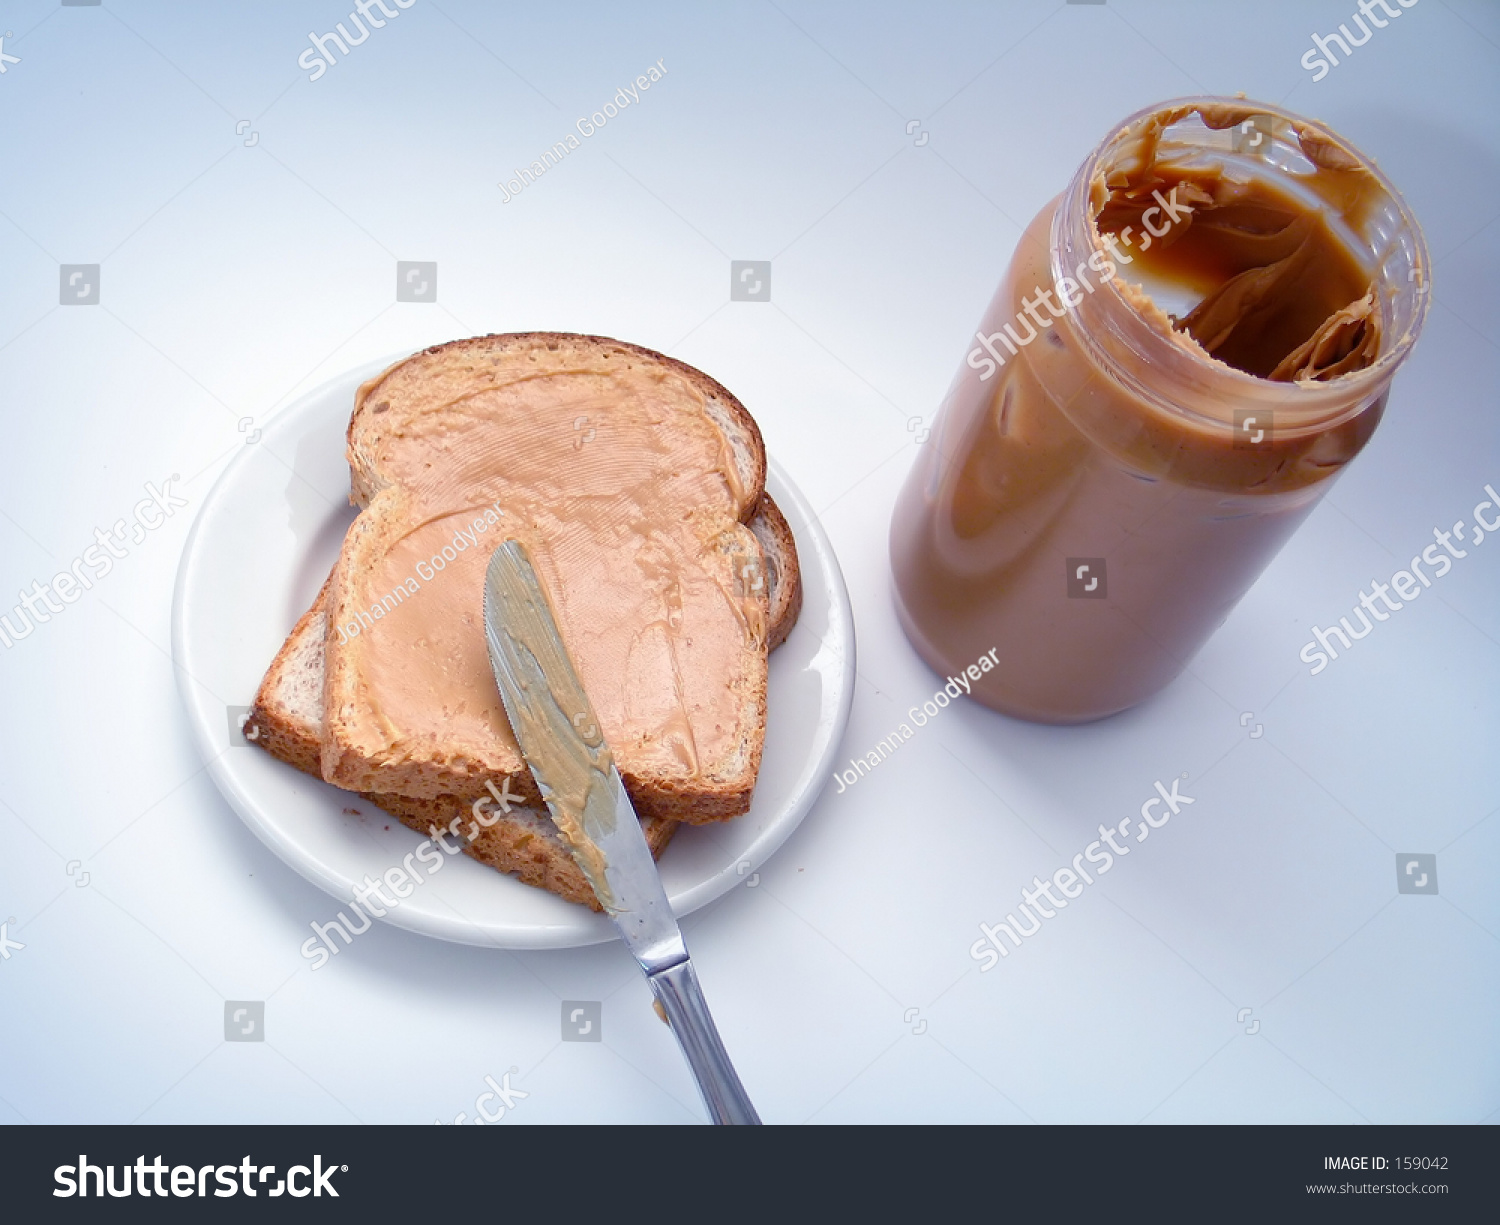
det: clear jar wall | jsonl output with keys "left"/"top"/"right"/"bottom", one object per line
{"left": 890, "top": 99, "right": 1428, "bottom": 723}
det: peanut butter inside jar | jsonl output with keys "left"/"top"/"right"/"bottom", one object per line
{"left": 890, "top": 98, "right": 1429, "bottom": 723}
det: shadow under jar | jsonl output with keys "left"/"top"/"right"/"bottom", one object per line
{"left": 890, "top": 97, "right": 1429, "bottom": 724}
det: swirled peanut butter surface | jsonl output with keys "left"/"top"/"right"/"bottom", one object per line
{"left": 1092, "top": 103, "right": 1384, "bottom": 381}
{"left": 326, "top": 340, "right": 766, "bottom": 801}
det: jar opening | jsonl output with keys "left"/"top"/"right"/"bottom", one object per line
{"left": 1053, "top": 98, "right": 1429, "bottom": 432}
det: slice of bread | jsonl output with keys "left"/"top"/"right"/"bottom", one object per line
{"left": 246, "top": 494, "right": 798, "bottom": 905}
{"left": 246, "top": 495, "right": 801, "bottom": 911}
{"left": 244, "top": 576, "right": 674, "bottom": 911}
{"left": 321, "top": 333, "right": 777, "bottom": 823}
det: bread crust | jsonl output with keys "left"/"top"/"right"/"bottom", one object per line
{"left": 752, "top": 493, "right": 803, "bottom": 653}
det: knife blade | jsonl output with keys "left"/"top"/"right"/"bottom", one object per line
{"left": 482, "top": 539, "right": 760, "bottom": 1125}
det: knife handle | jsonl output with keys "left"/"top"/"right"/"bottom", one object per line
{"left": 648, "top": 960, "right": 762, "bottom": 1125}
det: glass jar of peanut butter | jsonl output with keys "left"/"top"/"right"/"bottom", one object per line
{"left": 890, "top": 98, "right": 1429, "bottom": 723}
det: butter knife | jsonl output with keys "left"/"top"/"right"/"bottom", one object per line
{"left": 482, "top": 540, "right": 761, "bottom": 1126}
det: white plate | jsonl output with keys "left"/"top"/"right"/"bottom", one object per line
{"left": 171, "top": 353, "right": 856, "bottom": 950}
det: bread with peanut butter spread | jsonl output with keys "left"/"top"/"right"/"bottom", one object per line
{"left": 244, "top": 331, "right": 801, "bottom": 909}
{"left": 321, "top": 333, "right": 782, "bottom": 824}
{"left": 245, "top": 494, "right": 801, "bottom": 910}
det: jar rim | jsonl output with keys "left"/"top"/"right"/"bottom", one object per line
{"left": 1054, "top": 95, "right": 1430, "bottom": 426}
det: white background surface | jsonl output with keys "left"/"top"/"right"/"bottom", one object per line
{"left": 0, "top": 0, "right": 1495, "bottom": 1124}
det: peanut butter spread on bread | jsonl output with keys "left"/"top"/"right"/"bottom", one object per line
{"left": 320, "top": 335, "right": 770, "bottom": 817}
